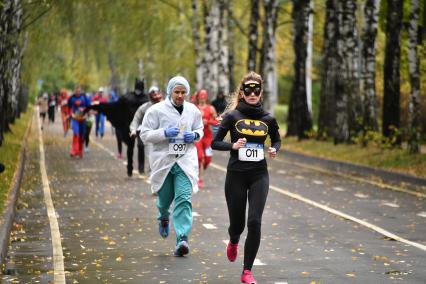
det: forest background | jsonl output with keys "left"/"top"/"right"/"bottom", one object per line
{"left": 0, "top": 0, "right": 425, "bottom": 177}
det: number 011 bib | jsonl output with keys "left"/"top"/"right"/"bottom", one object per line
{"left": 238, "top": 143, "right": 264, "bottom": 161}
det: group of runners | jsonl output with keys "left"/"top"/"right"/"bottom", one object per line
{"left": 48, "top": 71, "right": 281, "bottom": 284}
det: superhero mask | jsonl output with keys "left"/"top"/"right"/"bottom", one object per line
{"left": 242, "top": 83, "right": 261, "bottom": 97}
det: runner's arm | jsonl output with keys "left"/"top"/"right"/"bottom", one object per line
{"left": 211, "top": 113, "right": 233, "bottom": 151}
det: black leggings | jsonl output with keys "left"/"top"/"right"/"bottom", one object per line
{"left": 225, "top": 169, "right": 269, "bottom": 271}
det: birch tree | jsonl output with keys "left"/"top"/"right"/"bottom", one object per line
{"left": 361, "top": 0, "right": 381, "bottom": 132}
{"left": 227, "top": 0, "right": 236, "bottom": 92}
{"left": 318, "top": 0, "right": 339, "bottom": 139}
{"left": 338, "top": 0, "right": 362, "bottom": 142}
{"left": 407, "top": 0, "right": 421, "bottom": 153}
{"left": 192, "top": 0, "right": 203, "bottom": 90}
{"left": 202, "top": 0, "right": 219, "bottom": 95}
{"left": 260, "top": 0, "right": 279, "bottom": 114}
{"left": 382, "top": 0, "right": 403, "bottom": 143}
{"left": 287, "top": 0, "right": 313, "bottom": 138}
{"left": 217, "top": 0, "right": 230, "bottom": 96}
{"left": 247, "top": 0, "right": 260, "bottom": 72}
{"left": 0, "top": 0, "right": 24, "bottom": 144}
{"left": 306, "top": 0, "right": 314, "bottom": 114}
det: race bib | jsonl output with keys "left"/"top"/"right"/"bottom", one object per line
{"left": 169, "top": 138, "right": 187, "bottom": 155}
{"left": 238, "top": 143, "right": 264, "bottom": 161}
{"left": 205, "top": 146, "right": 213, "bottom": 157}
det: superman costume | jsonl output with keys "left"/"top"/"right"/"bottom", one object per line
{"left": 68, "top": 93, "right": 91, "bottom": 157}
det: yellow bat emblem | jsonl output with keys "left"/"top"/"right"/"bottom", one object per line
{"left": 235, "top": 119, "right": 268, "bottom": 136}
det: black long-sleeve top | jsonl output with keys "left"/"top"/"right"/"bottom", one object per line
{"left": 211, "top": 108, "right": 281, "bottom": 172}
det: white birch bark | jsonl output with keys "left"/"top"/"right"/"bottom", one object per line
{"left": 360, "top": 0, "right": 380, "bottom": 131}
{"left": 306, "top": 0, "right": 314, "bottom": 114}
{"left": 261, "top": 0, "right": 279, "bottom": 115}
{"left": 192, "top": 0, "right": 204, "bottom": 90}
{"left": 247, "top": 0, "right": 260, "bottom": 72}
{"left": 217, "top": 0, "right": 229, "bottom": 96}
{"left": 407, "top": 0, "right": 421, "bottom": 153}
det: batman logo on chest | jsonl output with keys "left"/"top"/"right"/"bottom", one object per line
{"left": 235, "top": 119, "right": 268, "bottom": 137}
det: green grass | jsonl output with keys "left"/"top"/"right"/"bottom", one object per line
{"left": 0, "top": 107, "right": 33, "bottom": 212}
{"left": 282, "top": 137, "right": 426, "bottom": 178}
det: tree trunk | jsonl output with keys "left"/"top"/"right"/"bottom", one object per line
{"left": 260, "top": 0, "right": 279, "bottom": 114}
{"left": 407, "top": 0, "right": 421, "bottom": 153}
{"left": 287, "top": 0, "right": 313, "bottom": 138}
{"left": 339, "top": 0, "right": 362, "bottom": 142}
{"left": 382, "top": 0, "right": 403, "bottom": 143}
{"left": 361, "top": 0, "right": 380, "bottom": 132}
{"left": 105, "top": 36, "right": 121, "bottom": 92}
{"left": 306, "top": 0, "right": 314, "bottom": 114}
{"left": 227, "top": 1, "right": 236, "bottom": 93}
{"left": 247, "top": 0, "right": 260, "bottom": 72}
{"left": 192, "top": 0, "right": 204, "bottom": 90}
{"left": 202, "top": 0, "right": 220, "bottom": 96}
{"left": 318, "top": 0, "right": 338, "bottom": 139}
{"left": 217, "top": 0, "right": 230, "bottom": 96}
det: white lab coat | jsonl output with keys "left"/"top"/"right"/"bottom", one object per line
{"left": 140, "top": 98, "right": 203, "bottom": 194}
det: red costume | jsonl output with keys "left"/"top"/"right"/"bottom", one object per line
{"left": 195, "top": 90, "right": 218, "bottom": 169}
{"left": 59, "top": 89, "right": 70, "bottom": 135}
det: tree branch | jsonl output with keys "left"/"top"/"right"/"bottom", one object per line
{"left": 21, "top": 5, "right": 52, "bottom": 30}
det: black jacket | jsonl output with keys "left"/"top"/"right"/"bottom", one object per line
{"left": 212, "top": 108, "right": 281, "bottom": 172}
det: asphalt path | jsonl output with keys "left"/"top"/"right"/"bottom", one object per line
{"left": 1, "top": 112, "right": 425, "bottom": 283}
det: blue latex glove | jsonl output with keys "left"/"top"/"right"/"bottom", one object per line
{"left": 164, "top": 127, "right": 180, "bottom": 138}
{"left": 183, "top": 131, "right": 196, "bottom": 143}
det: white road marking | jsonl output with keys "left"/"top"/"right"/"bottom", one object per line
{"left": 37, "top": 109, "right": 66, "bottom": 283}
{"left": 253, "top": 258, "right": 266, "bottom": 266}
{"left": 333, "top": 186, "right": 346, "bottom": 192}
{"left": 192, "top": 212, "right": 201, "bottom": 217}
{"left": 210, "top": 162, "right": 426, "bottom": 252}
{"left": 313, "top": 180, "right": 323, "bottom": 185}
{"left": 75, "top": 168, "right": 105, "bottom": 172}
{"left": 417, "top": 212, "right": 426, "bottom": 218}
{"left": 277, "top": 170, "right": 287, "bottom": 174}
{"left": 274, "top": 282, "right": 289, "bottom": 284}
{"left": 295, "top": 175, "right": 304, "bottom": 179}
{"left": 203, "top": 224, "right": 217, "bottom": 229}
{"left": 276, "top": 157, "right": 426, "bottom": 198}
{"left": 381, "top": 201, "right": 400, "bottom": 208}
{"left": 354, "top": 192, "right": 369, "bottom": 198}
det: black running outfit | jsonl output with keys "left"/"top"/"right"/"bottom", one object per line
{"left": 211, "top": 100, "right": 281, "bottom": 271}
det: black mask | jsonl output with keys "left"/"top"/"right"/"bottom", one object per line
{"left": 242, "top": 83, "right": 261, "bottom": 97}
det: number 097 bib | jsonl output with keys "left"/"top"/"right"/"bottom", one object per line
{"left": 169, "top": 138, "right": 187, "bottom": 155}
{"left": 238, "top": 143, "right": 264, "bottom": 161}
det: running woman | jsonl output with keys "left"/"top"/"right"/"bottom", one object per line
{"left": 140, "top": 76, "right": 203, "bottom": 257}
{"left": 211, "top": 71, "right": 281, "bottom": 284}
{"left": 194, "top": 89, "right": 218, "bottom": 188}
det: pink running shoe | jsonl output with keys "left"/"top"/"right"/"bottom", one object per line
{"left": 241, "top": 269, "right": 257, "bottom": 284}
{"left": 197, "top": 179, "right": 204, "bottom": 188}
{"left": 226, "top": 241, "right": 238, "bottom": 262}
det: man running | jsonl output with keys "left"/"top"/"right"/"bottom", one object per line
{"left": 130, "top": 86, "right": 163, "bottom": 176}
{"left": 140, "top": 76, "right": 203, "bottom": 257}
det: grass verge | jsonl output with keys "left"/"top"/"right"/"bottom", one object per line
{"left": 282, "top": 137, "right": 426, "bottom": 178}
{"left": 0, "top": 107, "right": 32, "bottom": 213}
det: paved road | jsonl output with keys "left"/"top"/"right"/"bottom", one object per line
{"left": 1, "top": 112, "right": 425, "bottom": 283}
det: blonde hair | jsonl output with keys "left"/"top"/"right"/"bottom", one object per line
{"left": 224, "top": 71, "right": 263, "bottom": 113}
